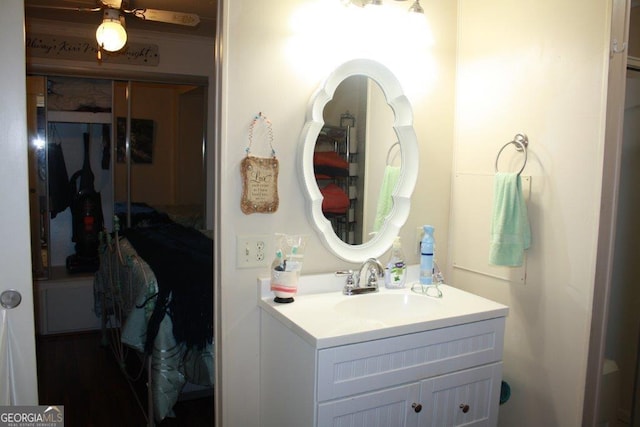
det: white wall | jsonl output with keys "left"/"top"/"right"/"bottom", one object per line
{"left": 219, "top": 0, "right": 456, "bottom": 425}
{"left": 450, "top": 1, "right": 610, "bottom": 426}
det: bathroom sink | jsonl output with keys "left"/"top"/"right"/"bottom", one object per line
{"left": 259, "top": 272, "right": 509, "bottom": 348}
{"left": 334, "top": 291, "right": 436, "bottom": 322}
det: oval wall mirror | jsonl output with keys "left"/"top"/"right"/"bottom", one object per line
{"left": 319, "top": 75, "right": 397, "bottom": 246}
{"left": 298, "top": 59, "right": 419, "bottom": 263}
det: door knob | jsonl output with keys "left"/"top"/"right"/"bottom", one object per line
{"left": 0, "top": 290, "right": 22, "bottom": 309}
{"left": 459, "top": 403, "right": 470, "bottom": 413}
{"left": 412, "top": 403, "right": 422, "bottom": 413}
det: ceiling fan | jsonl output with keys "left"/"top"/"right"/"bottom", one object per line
{"left": 27, "top": 0, "right": 201, "bottom": 54}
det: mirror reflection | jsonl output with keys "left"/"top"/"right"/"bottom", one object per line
{"left": 315, "top": 75, "right": 398, "bottom": 245}
{"left": 29, "top": 78, "right": 207, "bottom": 275}
{"left": 300, "top": 58, "right": 418, "bottom": 263}
{"left": 113, "top": 81, "right": 206, "bottom": 229}
{"left": 26, "top": 76, "right": 48, "bottom": 279}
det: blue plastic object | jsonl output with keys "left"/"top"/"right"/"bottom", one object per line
{"left": 500, "top": 380, "right": 511, "bottom": 405}
{"left": 420, "top": 225, "right": 434, "bottom": 285}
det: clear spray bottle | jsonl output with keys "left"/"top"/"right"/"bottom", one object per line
{"left": 385, "top": 236, "right": 407, "bottom": 288}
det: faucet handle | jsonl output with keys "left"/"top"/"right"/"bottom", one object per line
{"left": 366, "top": 266, "right": 381, "bottom": 287}
{"left": 335, "top": 270, "right": 355, "bottom": 285}
{"left": 336, "top": 270, "right": 357, "bottom": 294}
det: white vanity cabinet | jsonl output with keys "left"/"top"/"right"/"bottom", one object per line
{"left": 317, "top": 363, "right": 502, "bottom": 427}
{"left": 260, "top": 302, "right": 506, "bottom": 427}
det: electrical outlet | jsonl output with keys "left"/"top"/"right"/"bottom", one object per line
{"left": 237, "top": 235, "right": 271, "bottom": 268}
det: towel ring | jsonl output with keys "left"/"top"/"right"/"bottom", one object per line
{"left": 495, "top": 133, "right": 528, "bottom": 175}
{"left": 386, "top": 141, "right": 400, "bottom": 166}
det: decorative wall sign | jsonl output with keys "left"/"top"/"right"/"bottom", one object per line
{"left": 26, "top": 33, "right": 159, "bottom": 66}
{"left": 240, "top": 113, "right": 279, "bottom": 214}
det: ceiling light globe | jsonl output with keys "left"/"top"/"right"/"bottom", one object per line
{"left": 96, "top": 19, "right": 127, "bottom": 52}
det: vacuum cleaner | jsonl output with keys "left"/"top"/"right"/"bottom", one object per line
{"left": 66, "top": 132, "right": 104, "bottom": 274}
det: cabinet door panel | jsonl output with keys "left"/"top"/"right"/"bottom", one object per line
{"left": 318, "top": 383, "right": 420, "bottom": 427}
{"left": 420, "top": 363, "right": 502, "bottom": 427}
{"left": 318, "top": 318, "right": 505, "bottom": 402}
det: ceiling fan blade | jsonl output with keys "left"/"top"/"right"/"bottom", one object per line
{"left": 128, "top": 8, "right": 200, "bottom": 27}
{"left": 26, "top": 4, "right": 101, "bottom": 13}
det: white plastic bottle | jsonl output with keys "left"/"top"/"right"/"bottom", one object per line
{"left": 420, "top": 225, "right": 435, "bottom": 285}
{"left": 385, "top": 236, "right": 407, "bottom": 288}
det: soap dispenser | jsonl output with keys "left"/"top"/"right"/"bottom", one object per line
{"left": 384, "top": 236, "right": 407, "bottom": 289}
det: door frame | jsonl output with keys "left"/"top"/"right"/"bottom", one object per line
{"left": 0, "top": 0, "right": 39, "bottom": 405}
{"left": 584, "top": 0, "right": 630, "bottom": 424}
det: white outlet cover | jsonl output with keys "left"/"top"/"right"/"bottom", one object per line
{"left": 237, "top": 234, "right": 271, "bottom": 269}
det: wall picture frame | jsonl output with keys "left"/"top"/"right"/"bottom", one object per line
{"left": 116, "top": 117, "right": 154, "bottom": 164}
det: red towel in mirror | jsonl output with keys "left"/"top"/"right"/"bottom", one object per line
{"left": 320, "top": 183, "right": 350, "bottom": 214}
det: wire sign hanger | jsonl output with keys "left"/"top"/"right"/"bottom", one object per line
{"left": 241, "top": 112, "right": 279, "bottom": 214}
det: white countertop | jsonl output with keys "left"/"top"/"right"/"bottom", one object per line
{"left": 259, "top": 282, "right": 509, "bottom": 349}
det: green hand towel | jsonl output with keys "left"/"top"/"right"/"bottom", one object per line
{"left": 489, "top": 172, "right": 531, "bottom": 267}
{"left": 373, "top": 165, "right": 401, "bottom": 233}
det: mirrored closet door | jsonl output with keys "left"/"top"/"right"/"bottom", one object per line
{"left": 113, "top": 81, "right": 206, "bottom": 232}
{"left": 26, "top": 76, "right": 207, "bottom": 281}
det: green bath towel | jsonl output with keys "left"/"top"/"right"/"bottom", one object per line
{"left": 489, "top": 172, "right": 531, "bottom": 267}
{"left": 373, "top": 165, "right": 401, "bottom": 233}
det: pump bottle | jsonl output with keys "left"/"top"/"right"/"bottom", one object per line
{"left": 385, "top": 236, "right": 407, "bottom": 288}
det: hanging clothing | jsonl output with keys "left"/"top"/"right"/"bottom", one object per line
{"left": 47, "top": 143, "right": 71, "bottom": 218}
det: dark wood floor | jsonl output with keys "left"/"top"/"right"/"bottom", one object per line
{"left": 36, "top": 331, "right": 214, "bottom": 426}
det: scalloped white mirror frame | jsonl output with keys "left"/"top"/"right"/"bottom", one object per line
{"left": 298, "top": 59, "right": 419, "bottom": 262}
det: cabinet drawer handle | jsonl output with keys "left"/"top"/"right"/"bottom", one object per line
{"left": 459, "top": 403, "right": 470, "bottom": 413}
{"left": 412, "top": 403, "right": 422, "bottom": 413}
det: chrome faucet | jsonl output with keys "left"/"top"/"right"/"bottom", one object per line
{"left": 358, "top": 258, "right": 385, "bottom": 288}
{"left": 336, "top": 258, "right": 385, "bottom": 295}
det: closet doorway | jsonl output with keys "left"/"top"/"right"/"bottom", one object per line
{"left": 604, "top": 65, "right": 640, "bottom": 427}
{"left": 593, "top": 4, "right": 640, "bottom": 426}
{"left": 27, "top": 74, "right": 212, "bottom": 424}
